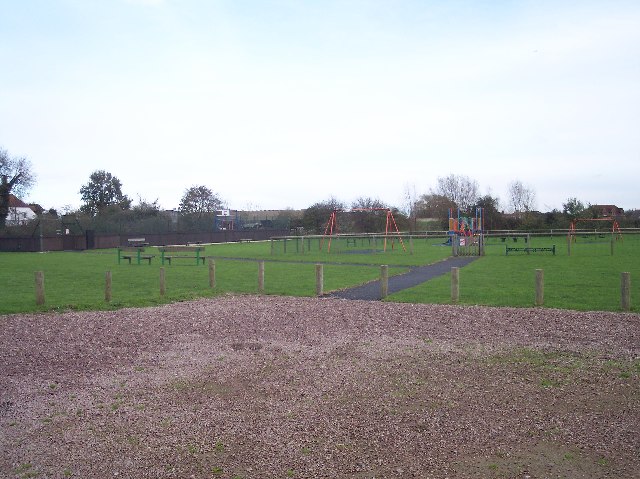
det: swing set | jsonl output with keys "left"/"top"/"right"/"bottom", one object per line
{"left": 568, "top": 218, "right": 623, "bottom": 243}
{"left": 320, "top": 208, "right": 406, "bottom": 253}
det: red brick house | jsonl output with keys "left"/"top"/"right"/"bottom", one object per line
{"left": 591, "top": 204, "right": 624, "bottom": 217}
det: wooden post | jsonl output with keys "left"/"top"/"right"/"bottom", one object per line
{"left": 159, "top": 267, "right": 166, "bottom": 296}
{"left": 208, "top": 259, "right": 216, "bottom": 289}
{"left": 535, "top": 269, "right": 544, "bottom": 306}
{"left": 34, "top": 271, "right": 45, "bottom": 306}
{"left": 380, "top": 265, "right": 389, "bottom": 298}
{"left": 621, "top": 272, "right": 631, "bottom": 311}
{"left": 567, "top": 234, "right": 572, "bottom": 256}
{"left": 315, "top": 264, "right": 324, "bottom": 296}
{"left": 283, "top": 238, "right": 287, "bottom": 254}
{"left": 270, "top": 239, "right": 274, "bottom": 256}
{"left": 409, "top": 236, "right": 414, "bottom": 255}
{"left": 301, "top": 236, "right": 305, "bottom": 254}
{"left": 105, "top": 271, "right": 112, "bottom": 302}
{"left": 610, "top": 237, "right": 614, "bottom": 256}
{"left": 451, "top": 267, "right": 459, "bottom": 302}
{"left": 452, "top": 236, "right": 459, "bottom": 257}
{"left": 258, "top": 261, "right": 265, "bottom": 294}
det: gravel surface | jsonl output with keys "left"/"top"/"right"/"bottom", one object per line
{"left": 1, "top": 295, "right": 639, "bottom": 479}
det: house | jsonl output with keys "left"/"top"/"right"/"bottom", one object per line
{"left": 6, "top": 194, "right": 38, "bottom": 225}
{"left": 591, "top": 205, "right": 624, "bottom": 217}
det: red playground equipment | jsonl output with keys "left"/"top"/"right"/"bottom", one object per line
{"left": 568, "top": 218, "right": 623, "bottom": 242}
{"left": 320, "top": 208, "right": 406, "bottom": 253}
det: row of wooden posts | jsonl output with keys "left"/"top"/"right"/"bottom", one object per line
{"left": 33, "top": 261, "right": 633, "bottom": 311}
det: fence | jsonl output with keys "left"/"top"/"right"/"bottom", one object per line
{"left": 0, "top": 229, "right": 290, "bottom": 252}
{"left": 30, "top": 264, "right": 633, "bottom": 312}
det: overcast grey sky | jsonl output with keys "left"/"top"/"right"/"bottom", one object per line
{"left": 1, "top": 0, "right": 639, "bottom": 212}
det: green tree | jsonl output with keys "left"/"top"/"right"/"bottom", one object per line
{"left": 301, "top": 197, "right": 345, "bottom": 234}
{"left": 474, "top": 194, "right": 502, "bottom": 230}
{"left": 351, "top": 197, "right": 388, "bottom": 233}
{"left": 0, "top": 147, "right": 36, "bottom": 228}
{"left": 415, "top": 193, "right": 456, "bottom": 229}
{"left": 179, "top": 185, "right": 224, "bottom": 217}
{"left": 562, "top": 197, "right": 586, "bottom": 221}
{"left": 79, "top": 170, "right": 131, "bottom": 216}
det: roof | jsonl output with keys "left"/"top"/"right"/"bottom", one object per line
{"left": 7, "top": 194, "right": 29, "bottom": 208}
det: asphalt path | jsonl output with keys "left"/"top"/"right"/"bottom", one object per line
{"left": 328, "top": 256, "right": 478, "bottom": 300}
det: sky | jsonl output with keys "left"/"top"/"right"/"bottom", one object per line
{"left": 1, "top": 0, "right": 639, "bottom": 213}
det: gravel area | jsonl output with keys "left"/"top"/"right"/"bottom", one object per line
{"left": 1, "top": 295, "right": 639, "bottom": 478}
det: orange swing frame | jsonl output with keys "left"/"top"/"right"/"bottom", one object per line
{"left": 320, "top": 208, "right": 406, "bottom": 253}
{"left": 568, "top": 218, "right": 623, "bottom": 242}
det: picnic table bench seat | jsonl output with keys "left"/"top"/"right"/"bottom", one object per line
{"left": 118, "top": 247, "right": 155, "bottom": 265}
{"left": 505, "top": 245, "right": 556, "bottom": 255}
{"left": 159, "top": 246, "right": 206, "bottom": 265}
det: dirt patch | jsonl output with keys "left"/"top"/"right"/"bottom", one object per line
{"left": 1, "top": 295, "right": 638, "bottom": 478}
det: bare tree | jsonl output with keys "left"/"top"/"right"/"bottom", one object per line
{"left": 402, "top": 183, "right": 418, "bottom": 231}
{"left": 434, "top": 174, "right": 479, "bottom": 212}
{"left": 0, "top": 147, "right": 36, "bottom": 228}
{"left": 508, "top": 180, "right": 536, "bottom": 215}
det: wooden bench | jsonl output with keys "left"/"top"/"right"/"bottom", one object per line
{"left": 118, "top": 247, "right": 155, "bottom": 265}
{"left": 159, "top": 246, "right": 206, "bottom": 265}
{"left": 127, "top": 237, "right": 149, "bottom": 247}
{"left": 506, "top": 245, "right": 556, "bottom": 256}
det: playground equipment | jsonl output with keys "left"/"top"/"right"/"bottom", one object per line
{"left": 448, "top": 208, "right": 484, "bottom": 255}
{"left": 448, "top": 207, "right": 484, "bottom": 237}
{"left": 320, "top": 208, "right": 406, "bottom": 253}
{"left": 567, "top": 217, "right": 622, "bottom": 256}
{"left": 568, "top": 218, "right": 623, "bottom": 242}
{"left": 214, "top": 210, "right": 238, "bottom": 231}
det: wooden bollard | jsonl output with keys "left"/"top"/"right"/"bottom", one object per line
{"left": 105, "top": 271, "right": 112, "bottom": 302}
{"left": 208, "top": 259, "right": 216, "bottom": 288}
{"left": 621, "top": 272, "right": 631, "bottom": 311}
{"left": 316, "top": 264, "right": 324, "bottom": 296}
{"left": 258, "top": 261, "right": 265, "bottom": 294}
{"left": 451, "top": 267, "right": 459, "bottom": 302}
{"left": 159, "top": 268, "right": 166, "bottom": 296}
{"left": 380, "top": 265, "right": 389, "bottom": 298}
{"left": 34, "top": 271, "right": 45, "bottom": 306}
{"left": 535, "top": 269, "right": 544, "bottom": 306}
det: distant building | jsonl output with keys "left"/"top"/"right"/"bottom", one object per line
{"left": 591, "top": 205, "right": 624, "bottom": 217}
{"left": 6, "top": 194, "right": 38, "bottom": 225}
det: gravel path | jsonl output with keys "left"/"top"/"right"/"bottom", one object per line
{"left": 1, "top": 295, "right": 638, "bottom": 478}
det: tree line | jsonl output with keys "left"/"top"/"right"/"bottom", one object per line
{"left": 1, "top": 145, "right": 639, "bottom": 234}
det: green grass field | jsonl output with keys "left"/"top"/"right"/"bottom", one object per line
{"left": 0, "top": 233, "right": 637, "bottom": 314}
{"left": 390, "top": 233, "right": 640, "bottom": 312}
